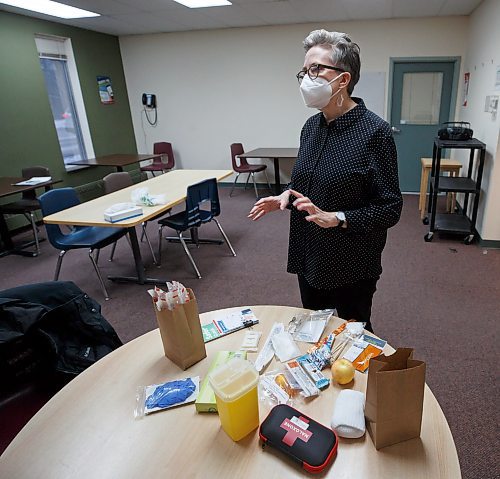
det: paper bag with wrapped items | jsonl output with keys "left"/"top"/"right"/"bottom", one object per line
{"left": 150, "top": 285, "right": 206, "bottom": 370}
{"left": 364, "top": 348, "right": 426, "bottom": 449}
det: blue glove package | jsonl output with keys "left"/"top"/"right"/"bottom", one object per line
{"left": 135, "top": 376, "right": 200, "bottom": 418}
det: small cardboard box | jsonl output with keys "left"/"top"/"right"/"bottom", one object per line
{"left": 195, "top": 350, "right": 247, "bottom": 413}
{"left": 104, "top": 206, "right": 143, "bottom": 223}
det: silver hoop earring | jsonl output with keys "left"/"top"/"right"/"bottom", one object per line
{"left": 336, "top": 94, "right": 344, "bottom": 107}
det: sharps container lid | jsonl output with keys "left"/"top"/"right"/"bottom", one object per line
{"left": 208, "top": 357, "right": 258, "bottom": 403}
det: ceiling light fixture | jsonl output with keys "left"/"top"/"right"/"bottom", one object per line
{"left": 0, "top": 0, "right": 100, "bottom": 18}
{"left": 172, "top": 0, "right": 232, "bottom": 8}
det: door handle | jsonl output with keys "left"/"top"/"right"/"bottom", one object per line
{"left": 391, "top": 126, "right": 401, "bottom": 133}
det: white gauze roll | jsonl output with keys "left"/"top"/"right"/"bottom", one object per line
{"left": 331, "top": 389, "right": 366, "bottom": 438}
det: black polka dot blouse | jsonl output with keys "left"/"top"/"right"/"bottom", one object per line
{"left": 287, "top": 98, "right": 403, "bottom": 289}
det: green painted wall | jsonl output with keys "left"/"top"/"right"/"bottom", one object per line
{"left": 0, "top": 11, "right": 137, "bottom": 231}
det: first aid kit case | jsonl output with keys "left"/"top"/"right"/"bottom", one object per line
{"left": 259, "top": 404, "right": 338, "bottom": 474}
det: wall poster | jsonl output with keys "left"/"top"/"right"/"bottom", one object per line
{"left": 463, "top": 72, "right": 470, "bottom": 107}
{"left": 97, "top": 76, "right": 114, "bottom": 104}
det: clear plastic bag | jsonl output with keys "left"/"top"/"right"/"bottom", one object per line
{"left": 259, "top": 369, "right": 302, "bottom": 407}
{"left": 131, "top": 187, "right": 166, "bottom": 206}
{"left": 271, "top": 331, "right": 301, "bottom": 362}
{"left": 287, "top": 309, "right": 334, "bottom": 343}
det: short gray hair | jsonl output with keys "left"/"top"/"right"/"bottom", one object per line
{"left": 303, "top": 29, "right": 360, "bottom": 95}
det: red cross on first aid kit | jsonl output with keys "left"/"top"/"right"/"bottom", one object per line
{"left": 280, "top": 417, "right": 313, "bottom": 446}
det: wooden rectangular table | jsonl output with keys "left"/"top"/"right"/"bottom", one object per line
{"left": 419, "top": 157, "right": 462, "bottom": 220}
{"left": 43, "top": 169, "right": 232, "bottom": 284}
{"left": 66, "top": 153, "right": 161, "bottom": 171}
{"left": 0, "top": 176, "right": 60, "bottom": 257}
{"left": 237, "top": 148, "right": 298, "bottom": 195}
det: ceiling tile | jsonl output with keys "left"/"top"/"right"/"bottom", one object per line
{"left": 201, "top": 4, "right": 270, "bottom": 27}
{"left": 155, "top": 8, "right": 226, "bottom": 29}
{"left": 392, "top": 0, "right": 445, "bottom": 18}
{"left": 439, "top": 0, "right": 484, "bottom": 16}
{"left": 239, "top": 1, "right": 308, "bottom": 25}
{"left": 340, "top": 0, "right": 392, "bottom": 20}
{"left": 109, "top": 12, "right": 187, "bottom": 31}
{"left": 61, "top": 0, "right": 142, "bottom": 15}
{"left": 62, "top": 15, "right": 149, "bottom": 35}
{"left": 0, "top": 0, "right": 486, "bottom": 35}
{"left": 114, "top": 0, "right": 184, "bottom": 10}
{"left": 288, "top": 0, "right": 350, "bottom": 23}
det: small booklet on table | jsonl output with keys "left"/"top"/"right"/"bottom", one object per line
{"left": 13, "top": 176, "right": 51, "bottom": 186}
{"left": 201, "top": 308, "right": 259, "bottom": 343}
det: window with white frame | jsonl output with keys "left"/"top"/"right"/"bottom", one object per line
{"left": 35, "top": 34, "right": 94, "bottom": 170}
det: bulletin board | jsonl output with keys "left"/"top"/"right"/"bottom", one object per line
{"left": 353, "top": 72, "right": 386, "bottom": 119}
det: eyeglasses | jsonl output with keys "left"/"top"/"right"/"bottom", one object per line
{"left": 296, "top": 63, "right": 345, "bottom": 84}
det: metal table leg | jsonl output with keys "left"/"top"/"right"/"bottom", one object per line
{"left": 273, "top": 157, "right": 281, "bottom": 195}
{"left": 108, "top": 226, "right": 169, "bottom": 285}
{"left": 0, "top": 212, "right": 41, "bottom": 258}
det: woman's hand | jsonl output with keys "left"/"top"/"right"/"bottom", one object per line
{"left": 248, "top": 190, "right": 291, "bottom": 221}
{"left": 289, "top": 189, "right": 340, "bottom": 228}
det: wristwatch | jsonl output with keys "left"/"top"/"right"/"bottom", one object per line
{"left": 336, "top": 212, "right": 346, "bottom": 228}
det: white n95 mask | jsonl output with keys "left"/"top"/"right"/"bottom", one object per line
{"left": 299, "top": 73, "right": 343, "bottom": 109}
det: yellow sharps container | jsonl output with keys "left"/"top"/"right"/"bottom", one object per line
{"left": 209, "top": 357, "right": 259, "bottom": 441}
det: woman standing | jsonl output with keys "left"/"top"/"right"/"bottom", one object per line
{"left": 248, "top": 29, "right": 402, "bottom": 332}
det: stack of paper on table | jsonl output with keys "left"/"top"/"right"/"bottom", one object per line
{"left": 201, "top": 308, "right": 259, "bottom": 343}
{"left": 14, "top": 177, "right": 51, "bottom": 186}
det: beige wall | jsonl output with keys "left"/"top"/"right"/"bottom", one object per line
{"left": 458, "top": 0, "right": 500, "bottom": 241}
{"left": 119, "top": 16, "right": 468, "bottom": 184}
{"left": 120, "top": 15, "right": 500, "bottom": 241}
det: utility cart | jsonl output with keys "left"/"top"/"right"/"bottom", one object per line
{"left": 424, "top": 137, "right": 486, "bottom": 244}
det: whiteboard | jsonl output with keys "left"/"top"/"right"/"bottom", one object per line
{"left": 353, "top": 72, "right": 386, "bottom": 119}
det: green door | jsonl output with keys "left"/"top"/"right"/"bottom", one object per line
{"left": 390, "top": 61, "right": 456, "bottom": 192}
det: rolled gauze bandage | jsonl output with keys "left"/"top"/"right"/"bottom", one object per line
{"left": 331, "top": 389, "right": 366, "bottom": 438}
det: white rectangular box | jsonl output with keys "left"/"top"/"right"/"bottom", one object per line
{"left": 104, "top": 206, "right": 143, "bottom": 223}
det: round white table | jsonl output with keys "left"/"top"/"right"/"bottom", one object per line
{"left": 0, "top": 306, "right": 461, "bottom": 478}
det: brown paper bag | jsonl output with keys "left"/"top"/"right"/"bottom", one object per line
{"left": 153, "top": 289, "right": 206, "bottom": 370}
{"left": 365, "top": 348, "right": 426, "bottom": 449}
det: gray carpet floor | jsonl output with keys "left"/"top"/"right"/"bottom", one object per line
{"left": 1, "top": 188, "right": 499, "bottom": 479}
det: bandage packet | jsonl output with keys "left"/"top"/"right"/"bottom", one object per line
{"left": 271, "top": 331, "right": 301, "bottom": 362}
{"left": 240, "top": 330, "right": 262, "bottom": 351}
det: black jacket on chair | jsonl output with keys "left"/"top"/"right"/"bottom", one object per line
{"left": 0, "top": 281, "right": 122, "bottom": 389}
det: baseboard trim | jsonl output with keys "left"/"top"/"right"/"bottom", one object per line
{"left": 478, "top": 238, "right": 500, "bottom": 249}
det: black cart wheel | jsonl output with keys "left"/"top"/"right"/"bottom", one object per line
{"left": 424, "top": 233, "right": 433, "bottom": 242}
{"left": 464, "top": 235, "right": 474, "bottom": 245}
{"left": 422, "top": 217, "right": 429, "bottom": 225}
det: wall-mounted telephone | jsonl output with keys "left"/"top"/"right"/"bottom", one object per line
{"left": 142, "top": 93, "right": 156, "bottom": 109}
